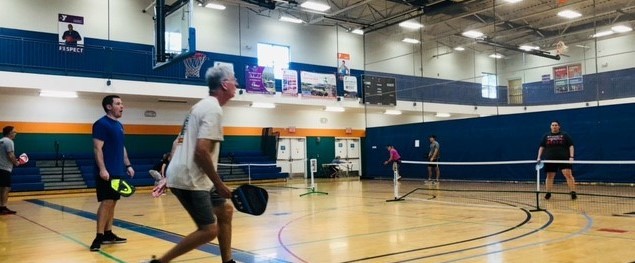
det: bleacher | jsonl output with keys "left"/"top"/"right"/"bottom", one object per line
{"left": 11, "top": 166, "right": 44, "bottom": 191}
{"left": 10, "top": 150, "right": 287, "bottom": 192}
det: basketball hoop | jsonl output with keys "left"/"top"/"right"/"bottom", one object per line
{"left": 556, "top": 41, "right": 568, "bottom": 55}
{"left": 183, "top": 52, "right": 207, "bottom": 78}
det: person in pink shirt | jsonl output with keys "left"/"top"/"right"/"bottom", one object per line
{"left": 383, "top": 145, "right": 401, "bottom": 180}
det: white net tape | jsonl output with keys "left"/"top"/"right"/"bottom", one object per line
{"left": 184, "top": 52, "right": 207, "bottom": 78}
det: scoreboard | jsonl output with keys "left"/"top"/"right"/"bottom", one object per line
{"left": 362, "top": 75, "right": 396, "bottom": 106}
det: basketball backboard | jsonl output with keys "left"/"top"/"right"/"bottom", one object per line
{"left": 153, "top": 0, "right": 196, "bottom": 70}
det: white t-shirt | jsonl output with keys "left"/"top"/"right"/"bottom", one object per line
{"left": 0, "top": 137, "right": 15, "bottom": 172}
{"left": 167, "top": 97, "right": 223, "bottom": 191}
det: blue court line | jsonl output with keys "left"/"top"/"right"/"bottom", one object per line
{"left": 26, "top": 199, "right": 290, "bottom": 263}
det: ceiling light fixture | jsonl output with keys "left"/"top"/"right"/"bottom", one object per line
{"left": 489, "top": 53, "right": 504, "bottom": 59}
{"left": 519, "top": 45, "right": 539, "bottom": 51}
{"left": 611, "top": 25, "right": 633, "bottom": 33}
{"left": 384, "top": 109, "right": 402, "bottom": 115}
{"left": 592, "top": 30, "right": 614, "bottom": 38}
{"left": 399, "top": 21, "right": 423, "bottom": 29}
{"left": 39, "top": 90, "right": 78, "bottom": 98}
{"left": 204, "top": 2, "right": 226, "bottom": 10}
{"left": 300, "top": 1, "right": 331, "bottom": 12}
{"left": 435, "top": 112, "right": 451, "bottom": 118}
{"left": 279, "top": 16, "right": 304, "bottom": 24}
{"left": 462, "top": 30, "right": 484, "bottom": 39}
{"left": 324, "top": 106, "right": 345, "bottom": 112}
{"left": 454, "top": 47, "right": 465, "bottom": 51}
{"left": 557, "top": 10, "right": 582, "bottom": 19}
{"left": 402, "top": 38, "right": 420, "bottom": 44}
{"left": 250, "top": 102, "right": 276, "bottom": 108}
{"left": 351, "top": 29, "right": 364, "bottom": 35}
{"left": 504, "top": 0, "right": 523, "bottom": 3}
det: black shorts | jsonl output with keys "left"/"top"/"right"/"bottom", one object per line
{"left": 544, "top": 163, "right": 572, "bottom": 173}
{"left": 428, "top": 158, "right": 440, "bottom": 168}
{"left": 0, "top": 169, "right": 11, "bottom": 187}
{"left": 171, "top": 187, "right": 227, "bottom": 227}
{"left": 96, "top": 175, "right": 121, "bottom": 202}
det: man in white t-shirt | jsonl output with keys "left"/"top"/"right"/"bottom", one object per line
{"left": 149, "top": 65, "right": 238, "bottom": 263}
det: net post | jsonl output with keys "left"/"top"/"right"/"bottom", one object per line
{"left": 386, "top": 169, "right": 405, "bottom": 202}
{"left": 301, "top": 159, "right": 327, "bottom": 196}
{"left": 530, "top": 162, "right": 546, "bottom": 212}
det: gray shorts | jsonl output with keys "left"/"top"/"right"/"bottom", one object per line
{"left": 170, "top": 187, "right": 227, "bottom": 226}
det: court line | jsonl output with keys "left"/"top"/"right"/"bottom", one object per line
{"left": 16, "top": 214, "right": 126, "bottom": 263}
{"left": 25, "top": 199, "right": 291, "bottom": 263}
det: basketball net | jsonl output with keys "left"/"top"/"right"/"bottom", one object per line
{"left": 184, "top": 52, "right": 207, "bottom": 78}
{"left": 556, "top": 41, "right": 568, "bottom": 56}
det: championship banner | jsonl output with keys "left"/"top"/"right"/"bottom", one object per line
{"left": 554, "top": 63, "right": 583, "bottom": 93}
{"left": 337, "top": 53, "right": 351, "bottom": 80}
{"left": 282, "top": 69, "right": 299, "bottom": 96}
{"left": 300, "top": 71, "right": 337, "bottom": 98}
{"left": 245, "top": 65, "right": 276, "bottom": 95}
{"left": 58, "top": 14, "right": 84, "bottom": 54}
{"left": 343, "top": 76, "right": 358, "bottom": 98}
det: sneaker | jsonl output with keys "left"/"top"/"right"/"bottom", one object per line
{"left": 544, "top": 192, "right": 551, "bottom": 200}
{"left": 571, "top": 191, "right": 577, "bottom": 200}
{"left": 102, "top": 232, "right": 127, "bottom": 244}
{"left": 90, "top": 237, "right": 101, "bottom": 252}
{"left": 0, "top": 207, "right": 16, "bottom": 215}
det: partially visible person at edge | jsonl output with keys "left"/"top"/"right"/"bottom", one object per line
{"left": 148, "top": 65, "right": 238, "bottom": 263}
{"left": 537, "top": 120, "right": 577, "bottom": 200}
{"left": 90, "top": 95, "right": 135, "bottom": 251}
{"left": 0, "top": 126, "right": 21, "bottom": 215}
{"left": 384, "top": 145, "right": 402, "bottom": 180}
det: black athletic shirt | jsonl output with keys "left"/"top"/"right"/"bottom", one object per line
{"left": 539, "top": 131, "right": 574, "bottom": 160}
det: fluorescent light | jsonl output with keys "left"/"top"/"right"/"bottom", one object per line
{"left": 557, "top": 10, "right": 582, "bottom": 19}
{"left": 489, "top": 53, "right": 503, "bottom": 59}
{"left": 462, "top": 30, "right": 484, "bottom": 39}
{"left": 204, "top": 3, "right": 226, "bottom": 10}
{"left": 384, "top": 109, "right": 402, "bottom": 115}
{"left": 399, "top": 21, "right": 423, "bottom": 29}
{"left": 279, "top": 16, "right": 303, "bottom": 24}
{"left": 611, "top": 25, "right": 633, "bottom": 33}
{"left": 300, "top": 1, "right": 330, "bottom": 12}
{"left": 519, "top": 45, "right": 539, "bottom": 51}
{"left": 39, "top": 90, "right": 78, "bottom": 98}
{"left": 402, "top": 38, "right": 420, "bottom": 44}
{"left": 454, "top": 47, "right": 465, "bottom": 51}
{"left": 324, "top": 106, "right": 345, "bottom": 112}
{"left": 592, "top": 30, "right": 614, "bottom": 38}
{"left": 435, "top": 112, "right": 451, "bottom": 118}
{"left": 351, "top": 29, "right": 364, "bottom": 35}
{"left": 505, "top": 0, "right": 523, "bottom": 3}
{"left": 250, "top": 102, "right": 276, "bottom": 108}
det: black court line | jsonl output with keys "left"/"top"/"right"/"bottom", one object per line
{"left": 340, "top": 196, "right": 554, "bottom": 262}
{"left": 26, "top": 199, "right": 291, "bottom": 263}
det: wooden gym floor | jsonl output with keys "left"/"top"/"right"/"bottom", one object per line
{"left": 1, "top": 178, "right": 634, "bottom": 263}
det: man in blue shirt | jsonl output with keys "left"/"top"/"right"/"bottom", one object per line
{"left": 90, "top": 95, "right": 135, "bottom": 251}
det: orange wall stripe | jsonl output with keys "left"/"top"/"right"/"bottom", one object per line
{"left": 1, "top": 122, "right": 365, "bottom": 137}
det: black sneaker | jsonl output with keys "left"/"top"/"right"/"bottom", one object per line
{"left": 90, "top": 237, "right": 101, "bottom": 252}
{"left": 544, "top": 192, "right": 552, "bottom": 200}
{"left": 571, "top": 191, "right": 577, "bottom": 200}
{"left": 0, "top": 207, "right": 16, "bottom": 215}
{"left": 143, "top": 255, "right": 161, "bottom": 263}
{"left": 102, "top": 232, "right": 127, "bottom": 244}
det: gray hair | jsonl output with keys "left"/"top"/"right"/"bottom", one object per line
{"left": 205, "top": 65, "right": 234, "bottom": 95}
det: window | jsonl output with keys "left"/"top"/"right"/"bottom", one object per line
{"left": 481, "top": 73, "right": 498, "bottom": 99}
{"left": 257, "top": 43, "right": 290, "bottom": 79}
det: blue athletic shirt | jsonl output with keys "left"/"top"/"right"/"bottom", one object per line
{"left": 92, "top": 116, "right": 126, "bottom": 177}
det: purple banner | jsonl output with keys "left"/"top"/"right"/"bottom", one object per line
{"left": 58, "top": 13, "right": 84, "bottom": 54}
{"left": 245, "top": 65, "right": 275, "bottom": 95}
{"left": 58, "top": 14, "right": 84, "bottom": 24}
